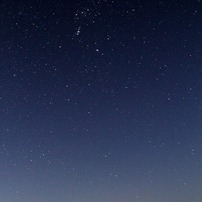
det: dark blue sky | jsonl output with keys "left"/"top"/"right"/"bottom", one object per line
{"left": 0, "top": 0, "right": 202, "bottom": 201}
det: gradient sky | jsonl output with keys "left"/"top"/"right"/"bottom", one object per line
{"left": 1, "top": 0, "right": 202, "bottom": 201}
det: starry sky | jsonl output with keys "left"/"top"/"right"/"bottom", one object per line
{"left": 0, "top": 0, "right": 202, "bottom": 201}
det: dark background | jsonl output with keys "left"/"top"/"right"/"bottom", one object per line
{"left": 0, "top": 0, "right": 202, "bottom": 201}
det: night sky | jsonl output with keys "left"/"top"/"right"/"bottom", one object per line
{"left": 1, "top": 0, "right": 202, "bottom": 201}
